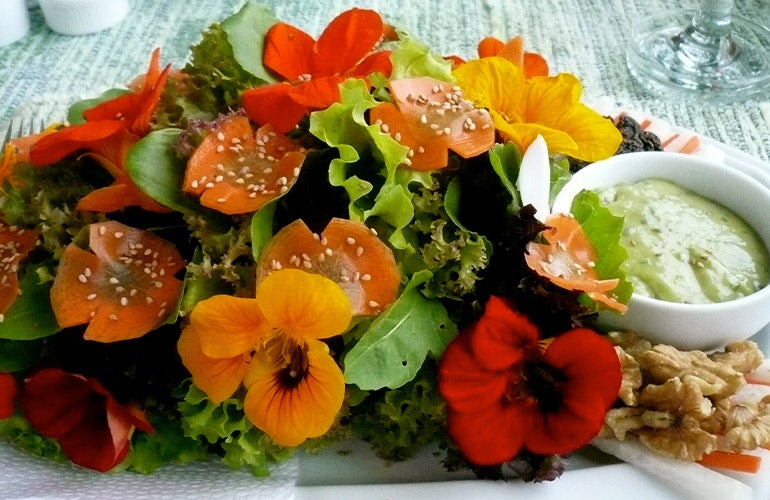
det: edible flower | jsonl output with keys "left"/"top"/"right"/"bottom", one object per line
{"left": 183, "top": 115, "right": 307, "bottom": 215}
{"left": 477, "top": 35, "right": 549, "bottom": 77}
{"left": 0, "top": 372, "right": 17, "bottom": 419}
{"left": 453, "top": 57, "right": 622, "bottom": 162}
{"left": 525, "top": 214, "right": 627, "bottom": 313}
{"left": 0, "top": 221, "right": 38, "bottom": 319}
{"left": 438, "top": 296, "right": 622, "bottom": 465}
{"left": 50, "top": 221, "right": 185, "bottom": 342}
{"left": 369, "top": 77, "right": 495, "bottom": 171}
{"left": 177, "top": 269, "right": 351, "bottom": 447}
{"left": 18, "top": 368, "right": 154, "bottom": 472}
{"left": 242, "top": 8, "right": 392, "bottom": 133}
{"left": 29, "top": 48, "right": 171, "bottom": 213}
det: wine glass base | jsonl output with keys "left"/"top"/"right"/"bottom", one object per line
{"left": 627, "top": 9, "right": 770, "bottom": 102}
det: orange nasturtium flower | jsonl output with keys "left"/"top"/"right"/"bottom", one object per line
{"left": 183, "top": 115, "right": 307, "bottom": 215}
{"left": 178, "top": 269, "right": 352, "bottom": 447}
{"left": 438, "top": 296, "right": 622, "bottom": 466}
{"left": 0, "top": 221, "right": 38, "bottom": 319}
{"left": 369, "top": 77, "right": 496, "bottom": 171}
{"left": 453, "top": 57, "right": 622, "bottom": 162}
{"left": 50, "top": 221, "right": 185, "bottom": 342}
{"left": 525, "top": 214, "right": 627, "bottom": 313}
{"left": 242, "top": 8, "right": 392, "bottom": 133}
{"left": 30, "top": 48, "right": 171, "bottom": 213}
{"left": 477, "top": 35, "right": 549, "bottom": 78}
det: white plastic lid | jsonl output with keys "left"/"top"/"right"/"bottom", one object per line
{"left": 0, "top": 0, "right": 30, "bottom": 47}
{"left": 38, "top": 0, "right": 129, "bottom": 36}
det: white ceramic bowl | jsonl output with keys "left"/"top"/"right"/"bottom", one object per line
{"left": 551, "top": 151, "right": 770, "bottom": 351}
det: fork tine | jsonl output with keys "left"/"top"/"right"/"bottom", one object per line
{"left": 2, "top": 119, "right": 16, "bottom": 145}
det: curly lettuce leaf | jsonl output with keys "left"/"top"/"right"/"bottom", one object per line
{"left": 309, "top": 79, "right": 431, "bottom": 249}
{"left": 570, "top": 189, "right": 633, "bottom": 304}
{"left": 389, "top": 35, "right": 454, "bottom": 81}
{"left": 177, "top": 382, "right": 294, "bottom": 476}
{"left": 127, "top": 413, "right": 209, "bottom": 474}
{"left": 344, "top": 271, "right": 458, "bottom": 390}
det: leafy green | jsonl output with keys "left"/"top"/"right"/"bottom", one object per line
{"left": 220, "top": 2, "right": 278, "bottom": 83}
{"left": 250, "top": 199, "right": 277, "bottom": 260}
{"left": 0, "top": 415, "right": 65, "bottom": 463}
{"left": 390, "top": 35, "right": 454, "bottom": 81}
{"left": 571, "top": 190, "right": 633, "bottom": 304}
{"left": 488, "top": 142, "right": 523, "bottom": 209}
{"left": 344, "top": 271, "right": 458, "bottom": 390}
{"left": 177, "top": 382, "right": 293, "bottom": 476}
{"left": 348, "top": 371, "right": 447, "bottom": 461}
{"left": 0, "top": 267, "right": 59, "bottom": 340}
{"left": 127, "top": 413, "right": 209, "bottom": 474}
{"left": 0, "top": 338, "right": 44, "bottom": 372}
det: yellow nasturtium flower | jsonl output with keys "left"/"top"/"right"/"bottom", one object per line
{"left": 453, "top": 57, "right": 622, "bottom": 162}
{"left": 177, "top": 269, "right": 351, "bottom": 446}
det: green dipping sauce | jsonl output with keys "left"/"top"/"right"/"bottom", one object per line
{"left": 597, "top": 178, "right": 770, "bottom": 304}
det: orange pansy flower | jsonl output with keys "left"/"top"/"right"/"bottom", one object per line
{"left": 0, "top": 221, "right": 38, "bottom": 319}
{"left": 30, "top": 49, "right": 171, "bottom": 213}
{"left": 524, "top": 214, "right": 627, "bottom": 313}
{"left": 369, "top": 77, "right": 495, "bottom": 171}
{"left": 256, "top": 218, "right": 400, "bottom": 316}
{"left": 242, "top": 8, "right": 392, "bottom": 133}
{"left": 183, "top": 116, "right": 307, "bottom": 215}
{"left": 177, "top": 269, "right": 351, "bottom": 447}
{"left": 50, "top": 221, "right": 185, "bottom": 342}
{"left": 477, "top": 36, "right": 549, "bottom": 77}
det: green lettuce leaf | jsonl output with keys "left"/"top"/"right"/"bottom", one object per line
{"left": 389, "top": 35, "right": 454, "bottom": 81}
{"left": 571, "top": 190, "right": 633, "bottom": 304}
{"left": 488, "top": 142, "right": 523, "bottom": 209}
{"left": 220, "top": 2, "right": 278, "bottom": 83}
{"left": 0, "top": 267, "right": 59, "bottom": 341}
{"left": 343, "top": 271, "right": 458, "bottom": 390}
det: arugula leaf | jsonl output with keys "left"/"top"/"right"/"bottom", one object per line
{"left": 344, "top": 271, "right": 458, "bottom": 390}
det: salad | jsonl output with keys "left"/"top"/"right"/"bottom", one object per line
{"left": 0, "top": 1, "right": 768, "bottom": 486}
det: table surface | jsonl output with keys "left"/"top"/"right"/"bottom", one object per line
{"left": 1, "top": 0, "right": 769, "bottom": 162}
{"left": 1, "top": 1, "right": 770, "bottom": 498}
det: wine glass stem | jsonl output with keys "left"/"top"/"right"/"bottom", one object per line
{"left": 676, "top": 0, "right": 737, "bottom": 68}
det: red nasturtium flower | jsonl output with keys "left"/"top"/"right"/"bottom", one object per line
{"left": 0, "top": 220, "right": 38, "bottom": 319}
{"left": 18, "top": 368, "right": 153, "bottom": 472}
{"left": 525, "top": 214, "right": 627, "bottom": 313}
{"left": 178, "top": 269, "right": 352, "bottom": 447}
{"left": 0, "top": 372, "right": 18, "bottom": 419}
{"left": 183, "top": 115, "right": 307, "bottom": 215}
{"left": 255, "top": 218, "right": 400, "bottom": 316}
{"left": 477, "top": 35, "right": 549, "bottom": 77}
{"left": 30, "top": 48, "right": 171, "bottom": 213}
{"left": 50, "top": 221, "right": 185, "bottom": 343}
{"left": 369, "top": 77, "right": 496, "bottom": 171}
{"left": 438, "top": 296, "right": 621, "bottom": 466}
{"left": 242, "top": 8, "right": 392, "bottom": 133}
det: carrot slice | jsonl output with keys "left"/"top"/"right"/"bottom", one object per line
{"left": 369, "top": 77, "right": 495, "bottom": 171}
{"left": 50, "top": 221, "right": 185, "bottom": 342}
{"left": 697, "top": 450, "right": 762, "bottom": 474}
{"left": 256, "top": 218, "right": 400, "bottom": 316}
{"left": 0, "top": 221, "right": 38, "bottom": 317}
{"left": 184, "top": 116, "right": 307, "bottom": 215}
{"left": 525, "top": 214, "right": 627, "bottom": 313}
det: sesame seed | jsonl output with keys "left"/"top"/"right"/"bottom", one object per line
{"left": 120, "top": 297, "right": 128, "bottom": 306}
{"left": 368, "top": 300, "right": 380, "bottom": 308}
{"left": 87, "top": 293, "right": 97, "bottom": 300}
{"left": 78, "top": 274, "right": 88, "bottom": 283}
{"left": 217, "top": 132, "right": 225, "bottom": 141}
{"left": 216, "top": 144, "right": 225, "bottom": 153}
{"left": 114, "top": 231, "right": 124, "bottom": 239}
{"left": 98, "top": 226, "right": 107, "bottom": 235}
{"left": 361, "top": 274, "right": 371, "bottom": 281}
{"left": 346, "top": 237, "right": 356, "bottom": 245}
{"left": 109, "top": 314, "right": 119, "bottom": 321}
{"left": 356, "top": 246, "right": 364, "bottom": 256}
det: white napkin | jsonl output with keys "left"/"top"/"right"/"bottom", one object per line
{"left": 0, "top": 442, "right": 298, "bottom": 500}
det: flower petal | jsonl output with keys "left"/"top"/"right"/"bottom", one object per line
{"left": 0, "top": 221, "right": 38, "bottom": 316}
{"left": 177, "top": 321, "right": 250, "bottom": 404}
{"left": 243, "top": 340, "right": 344, "bottom": 447}
{"left": 242, "top": 83, "right": 310, "bottom": 133}
{"left": 0, "top": 372, "right": 18, "bottom": 419}
{"left": 29, "top": 121, "right": 125, "bottom": 166}
{"left": 255, "top": 269, "right": 352, "bottom": 341}
{"left": 188, "top": 295, "right": 268, "bottom": 359}
{"left": 469, "top": 296, "right": 539, "bottom": 372}
{"left": 445, "top": 402, "right": 529, "bottom": 466}
{"left": 313, "top": 8, "right": 385, "bottom": 76}
{"left": 263, "top": 22, "right": 315, "bottom": 81}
